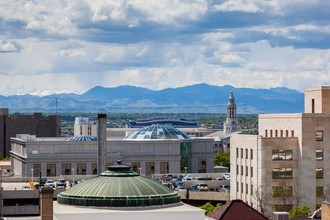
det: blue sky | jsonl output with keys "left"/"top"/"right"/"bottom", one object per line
{"left": 0, "top": 0, "right": 329, "bottom": 96}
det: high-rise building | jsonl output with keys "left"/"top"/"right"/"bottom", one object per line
{"left": 0, "top": 108, "right": 61, "bottom": 157}
{"left": 223, "top": 92, "right": 240, "bottom": 134}
{"left": 230, "top": 86, "right": 330, "bottom": 217}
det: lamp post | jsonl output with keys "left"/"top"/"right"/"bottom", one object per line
{"left": 31, "top": 168, "right": 34, "bottom": 183}
{"left": 184, "top": 167, "right": 188, "bottom": 175}
{"left": 72, "top": 168, "right": 75, "bottom": 184}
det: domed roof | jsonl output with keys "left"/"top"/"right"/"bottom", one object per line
{"left": 57, "top": 161, "right": 181, "bottom": 208}
{"left": 125, "top": 125, "right": 190, "bottom": 140}
{"left": 67, "top": 135, "right": 97, "bottom": 142}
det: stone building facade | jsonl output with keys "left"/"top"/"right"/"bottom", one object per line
{"left": 230, "top": 86, "right": 330, "bottom": 217}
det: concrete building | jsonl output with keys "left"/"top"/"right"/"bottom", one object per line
{"left": 10, "top": 125, "right": 215, "bottom": 178}
{"left": 230, "top": 86, "right": 330, "bottom": 217}
{"left": 0, "top": 108, "right": 61, "bottom": 157}
{"left": 74, "top": 117, "right": 97, "bottom": 136}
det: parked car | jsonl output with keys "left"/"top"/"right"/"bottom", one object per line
{"left": 55, "top": 182, "right": 66, "bottom": 190}
{"left": 22, "top": 185, "right": 31, "bottom": 190}
{"left": 188, "top": 185, "right": 199, "bottom": 191}
{"left": 215, "top": 177, "right": 224, "bottom": 181}
{"left": 223, "top": 173, "right": 230, "bottom": 180}
{"left": 45, "top": 180, "right": 54, "bottom": 188}
{"left": 219, "top": 185, "right": 230, "bottom": 193}
{"left": 197, "top": 183, "right": 208, "bottom": 192}
{"left": 177, "top": 184, "right": 186, "bottom": 191}
{"left": 38, "top": 177, "right": 47, "bottom": 186}
{"left": 182, "top": 176, "right": 193, "bottom": 181}
{"left": 55, "top": 179, "right": 66, "bottom": 188}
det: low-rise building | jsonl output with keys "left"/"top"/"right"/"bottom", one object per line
{"left": 10, "top": 125, "right": 215, "bottom": 178}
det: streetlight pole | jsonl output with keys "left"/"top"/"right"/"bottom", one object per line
{"left": 72, "top": 168, "right": 75, "bottom": 184}
{"left": 184, "top": 167, "right": 188, "bottom": 175}
{"left": 31, "top": 168, "right": 34, "bottom": 183}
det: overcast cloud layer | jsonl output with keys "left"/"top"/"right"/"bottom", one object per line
{"left": 0, "top": 0, "right": 329, "bottom": 96}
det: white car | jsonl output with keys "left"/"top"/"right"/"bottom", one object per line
{"left": 55, "top": 182, "right": 66, "bottom": 190}
{"left": 45, "top": 180, "right": 54, "bottom": 188}
{"left": 22, "top": 185, "right": 31, "bottom": 190}
{"left": 182, "top": 176, "right": 193, "bottom": 181}
{"left": 197, "top": 183, "right": 208, "bottom": 191}
{"left": 223, "top": 173, "right": 230, "bottom": 180}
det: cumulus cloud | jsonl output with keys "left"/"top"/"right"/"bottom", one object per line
{"left": 0, "top": 0, "right": 329, "bottom": 95}
{"left": 0, "top": 40, "right": 17, "bottom": 52}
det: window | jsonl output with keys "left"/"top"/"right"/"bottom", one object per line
{"left": 250, "top": 149, "right": 253, "bottom": 160}
{"left": 236, "top": 165, "right": 239, "bottom": 175}
{"left": 275, "top": 130, "right": 278, "bottom": 137}
{"left": 272, "top": 186, "right": 293, "bottom": 197}
{"left": 131, "top": 162, "right": 141, "bottom": 173}
{"left": 316, "top": 186, "right": 323, "bottom": 197}
{"left": 316, "top": 130, "right": 323, "bottom": 141}
{"left": 62, "top": 163, "right": 71, "bottom": 175}
{"left": 198, "top": 159, "right": 206, "bottom": 173}
{"left": 47, "top": 164, "right": 56, "bottom": 176}
{"left": 270, "top": 130, "right": 273, "bottom": 137}
{"left": 241, "top": 148, "right": 243, "bottom": 158}
{"left": 251, "top": 185, "right": 253, "bottom": 195}
{"left": 291, "top": 130, "right": 294, "bottom": 137}
{"left": 33, "top": 164, "right": 41, "bottom": 177}
{"left": 312, "top": 99, "right": 315, "bottom": 113}
{"left": 92, "top": 163, "right": 97, "bottom": 175}
{"left": 237, "top": 182, "right": 239, "bottom": 192}
{"left": 77, "top": 163, "right": 86, "bottom": 175}
{"left": 272, "top": 168, "right": 293, "bottom": 179}
{"left": 286, "top": 130, "right": 289, "bottom": 137}
{"left": 160, "top": 162, "right": 169, "bottom": 174}
{"left": 146, "top": 162, "right": 155, "bottom": 177}
{"left": 280, "top": 130, "right": 283, "bottom": 137}
{"left": 246, "top": 149, "right": 248, "bottom": 159}
{"left": 246, "top": 166, "right": 248, "bottom": 176}
{"left": 251, "top": 167, "right": 253, "bottom": 177}
{"left": 246, "top": 183, "right": 248, "bottom": 194}
{"left": 316, "top": 150, "right": 323, "bottom": 161}
{"left": 265, "top": 130, "right": 268, "bottom": 137}
{"left": 241, "top": 165, "right": 243, "bottom": 176}
{"left": 236, "top": 148, "right": 239, "bottom": 158}
{"left": 272, "top": 150, "right": 293, "bottom": 160}
{"left": 241, "top": 182, "right": 243, "bottom": 193}
{"left": 316, "top": 168, "right": 323, "bottom": 179}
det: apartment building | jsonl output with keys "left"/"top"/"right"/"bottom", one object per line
{"left": 230, "top": 86, "right": 330, "bottom": 217}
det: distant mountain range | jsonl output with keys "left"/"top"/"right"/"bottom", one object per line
{"left": 0, "top": 84, "right": 304, "bottom": 114}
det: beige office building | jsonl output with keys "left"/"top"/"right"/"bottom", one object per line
{"left": 230, "top": 86, "right": 330, "bottom": 217}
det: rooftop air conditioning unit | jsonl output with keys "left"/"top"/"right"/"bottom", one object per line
{"left": 273, "top": 212, "right": 290, "bottom": 220}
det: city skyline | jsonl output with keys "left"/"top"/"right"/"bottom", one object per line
{"left": 0, "top": 0, "right": 329, "bottom": 96}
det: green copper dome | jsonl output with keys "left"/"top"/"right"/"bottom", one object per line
{"left": 57, "top": 161, "right": 181, "bottom": 208}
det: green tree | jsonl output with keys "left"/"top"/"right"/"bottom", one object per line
{"left": 289, "top": 205, "right": 311, "bottom": 218}
{"left": 214, "top": 150, "right": 230, "bottom": 167}
{"left": 200, "top": 202, "right": 221, "bottom": 215}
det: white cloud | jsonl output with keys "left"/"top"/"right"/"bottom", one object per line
{"left": 213, "top": 0, "right": 263, "bottom": 13}
{"left": 0, "top": 40, "right": 17, "bottom": 52}
{"left": 0, "top": 0, "right": 328, "bottom": 96}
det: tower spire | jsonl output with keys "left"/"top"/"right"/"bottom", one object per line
{"left": 223, "top": 91, "right": 240, "bottom": 134}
